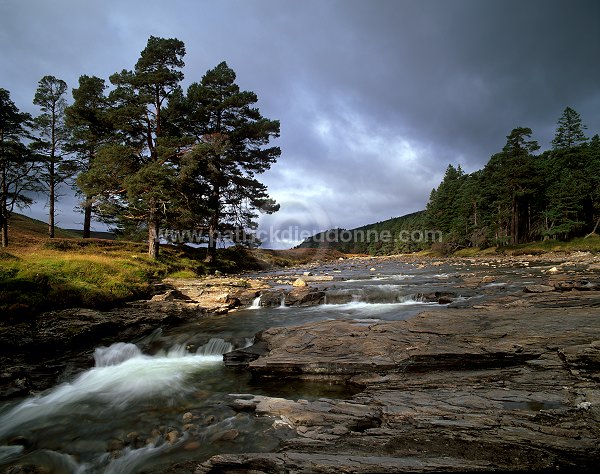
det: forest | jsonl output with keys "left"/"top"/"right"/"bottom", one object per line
{"left": 427, "top": 108, "right": 600, "bottom": 249}
{"left": 0, "top": 36, "right": 280, "bottom": 261}
{"left": 300, "top": 107, "right": 600, "bottom": 255}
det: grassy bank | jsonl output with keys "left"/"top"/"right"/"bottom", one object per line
{"left": 0, "top": 215, "right": 345, "bottom": 317}
{"left": 1, "top": 239, "right": 197, "bottom": 317}
{"left": 449, "top": 234, "right": 600, "bottom": 257}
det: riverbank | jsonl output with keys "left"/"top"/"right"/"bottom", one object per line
{"left": 194, "top": 259, "right": 600, "bottom": 472}
{"left": 3, "top": 247, "right": 600, "bottom": 472}
{"left": 0, "top": 233, "right": 347, "bottom": 318}
{"left": 3, "top": 249, "right": 600, "bottom": 400}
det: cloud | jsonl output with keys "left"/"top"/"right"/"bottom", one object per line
{"left": 2, "top": 0, "right": 599, "bottom": 247}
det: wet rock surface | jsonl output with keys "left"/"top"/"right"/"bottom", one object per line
{"left": 162, "top": 276, "right": 270, "bottom": 312}
{"left": 4, "top": 251, "right": 600, "bottom": 472}
{"left": 0, "top": 300, "right": 202, "bottom": 399}
{"left": 207, "top": 289, "right": 600, "bottom": 472}
{"left": 0, "top": 276, "right": 267, "bottom": 398}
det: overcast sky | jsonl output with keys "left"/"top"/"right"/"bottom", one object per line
{"left": 2, "top": 0, "right": 600, "bottom": 247}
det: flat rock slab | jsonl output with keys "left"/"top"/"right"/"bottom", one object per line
{"left": 163, "top": 277, "right": 269, "bottom": 311}
{"left": 209, "top": 293, "right": 600, "bottom": 472}
{"left": 244, "top": 301, "right": 600, "bottom": 377}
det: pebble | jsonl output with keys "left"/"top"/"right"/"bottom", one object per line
{"left": 166, "top": 430, "right": 179, "bottom": 445}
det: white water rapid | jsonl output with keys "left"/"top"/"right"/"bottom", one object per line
{"left": 2, "top": 260, "right": 493, "bottom": 473}
{"left": 0, "top": 342, "right": 226, "bottom": 440}
{"left": 249, "top": 295, "right": 262, "bottom": 309}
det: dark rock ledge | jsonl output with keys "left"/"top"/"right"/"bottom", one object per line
{"left": 203, "top": 292, "right": 600, "bottom": 473}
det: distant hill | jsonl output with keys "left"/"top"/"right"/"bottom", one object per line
{"left": 297, "top": 211, "right": 431, "bottom": 255}
{"left": 65, "top": 229, "right": 116, "bottom": 240}
{"left": 7, "top": 213, "right": 115, "bottom": 244}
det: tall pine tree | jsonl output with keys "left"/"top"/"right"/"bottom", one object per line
{"left": 183, "top": 62, "right": 280, "bottom": 263}
{"left": 80, "top": 36, "right": 186, "bottom": 257}
{"left": 551, "top": 107, "right": 587, "bottom": 150}
{"left": 544, "top": 107, "right": 590, "bottom": 237}
{"left": 32, "top": 75, "right": 71, "bottom": 238}
{"left": 0, "top": 88, "right": 37, "bottom": 247}
{"left": 65, "top": 75, "right": 112, "bottom": 237}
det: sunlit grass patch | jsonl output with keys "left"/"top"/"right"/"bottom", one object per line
{"left": 0, "top": 244, "right": 175, "bottom": 317}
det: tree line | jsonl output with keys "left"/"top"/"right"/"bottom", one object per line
{"left": 0, "top": 36, "right": 280, "bottom": 261}
{"left": 299, "top": 107, "right": 599, "bottom": 256}
{"left": 427, "top": 107, "right": 600, "bottom": 249}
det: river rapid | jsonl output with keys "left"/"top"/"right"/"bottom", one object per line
{"left": 0, "top": 257, "right": 554, "bottom": 473}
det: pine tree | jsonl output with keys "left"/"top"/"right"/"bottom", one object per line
{"left": 65, "top": 75, "right": 112, "bottom": 237}
{"left": 545, "top": 108, "right": 590, "bottom": 237}
{"left": 586, "top": 134, "right": 600, "bottom": 235}
{"left": 551, "top": 106, "right": 587, "bottom": 150}
{"left": 502, "top": 127, "right": 539, "bottom": 243}
{"left": 32, "top": 75, "right": 71, "bottom": 238}
{"left": 0, "top": 88, "right": 37, "bottom": 247}
{"left": 426, "top": 164, "right": 466, "bottom": 246}
{"left": 80, "top": 36, "right": 187, "bottom": 258}
{"left": 183, "top": 62, "right": 281, "bottom": 263}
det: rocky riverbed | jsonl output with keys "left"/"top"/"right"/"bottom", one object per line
{"left": 2, "top": 251, "right": 600, "bottom": 473}
{"left": 209, "top": 300, "right": 600, "bottom": 472}
{"left": 198, "top": 254, "right": 600, "bottom": 473}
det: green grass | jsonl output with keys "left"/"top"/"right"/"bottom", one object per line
{"left": 0, "top": 228, "right": 222, "bottom": 317}
{"left": 493, "top": 235, "right": 600, "bottom": 255}
{"left": 0, "top": 233, "right": 344, "bottom": 318}
{"left": 447, "top": 234, "right": 600, "bottom": 257}
{"left": 1, "top": 248, "right": 164, "bottom": 316}
{"left": 452, "top": 247, "right": 484, "bottom": 257}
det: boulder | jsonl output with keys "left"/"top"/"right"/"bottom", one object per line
{"left": 150, "top": 289, "right": 190, "bottom": 302}
{"left": 163, "top": 277, "right": 270, "bottom": 310}
{"left": 292, "top": 278, "right": 308, "bottom": 287}
{"left": 257, "top": 289, "right": 285, "bottom": 307}
{"left": 284, "top": 288, "right": 326, "bottom": 306}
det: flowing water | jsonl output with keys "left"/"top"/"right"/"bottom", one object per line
{"left": 0, "top": 258, "right": 549, "bottom": 473}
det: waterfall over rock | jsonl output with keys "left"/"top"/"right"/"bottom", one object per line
{"left": 94, "top": 342, "right": 143, "bottom": 367}
{"left": 197, "top": 338, "right": 234, "bottom": 355}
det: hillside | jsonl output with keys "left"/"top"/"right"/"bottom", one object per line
{"left": 65, "top": 229, "right": 117, "bottom": 240}
{"left": 298, "top": 211, "right": 430, "bottom": 255}
{"left": 4, "top": 214, "right": 116, "bottom": 245}
{"left": 6, "top": 214, "right": 81, "bottom": 244}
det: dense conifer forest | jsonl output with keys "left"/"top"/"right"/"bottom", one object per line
{"left": 300, "top": 107, "right": 600, "bottom": 255}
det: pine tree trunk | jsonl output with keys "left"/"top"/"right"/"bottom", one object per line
{"left": 205, "top": 222, "right": 218, "bottom": 264}
{"left": 1, "top": 218, "right": 7, "bottom": 248}
{"left": 585, "top": 217, "right": 600, "bottom": 239}
{"left": 48, "top": 170, "right": 55, "bottom": 238}
{"left": 148, "top": 213, "right": 160, "bottom": 259}
{"left": 205, "top": 186, "right": 220, "bottom": 264}
{"left": 527, "top": 202, "right": 531, "bottom": 240}
{"left": 511, "top": 196, "right": 518, "bottom": 245}
{"left": 83, "top": 195, "right": 92, "bottom": 239}
{"left": 1, "top": 163, "right": 7, "bottom": 247}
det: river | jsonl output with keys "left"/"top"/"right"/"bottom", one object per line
{"left": 0, "top": 257, "right": 546, "bottom": 473}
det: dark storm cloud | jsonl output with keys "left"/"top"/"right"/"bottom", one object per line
{"left": 2, "top": 0, "right": 599, "bottom": 245}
